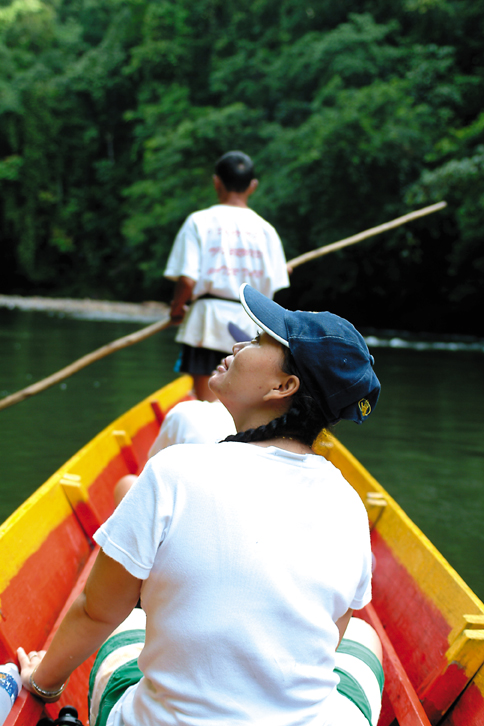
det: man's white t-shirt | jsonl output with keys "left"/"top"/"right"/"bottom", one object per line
{"left": 94, "top": 442, "right": 372, "bottom": 726}
{"left": 164, "top": 205, "right": 290, "bottom": 352}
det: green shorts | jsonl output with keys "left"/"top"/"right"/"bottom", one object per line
{"left": 89, "top": 610, "right": 146, "bottom": 726}
{"left": 89, "top": 611, "right": 384, "bottom": 726}
{"left": 335, "top": 638, "right": 384, "bottom": 726}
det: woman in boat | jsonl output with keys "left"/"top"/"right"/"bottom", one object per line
{"left": 18, "top": 283, "right": 383, "bottom": 726}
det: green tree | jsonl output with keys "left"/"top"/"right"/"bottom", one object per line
{"left": 0, "top": 0, "right": 483, "bottom": 332}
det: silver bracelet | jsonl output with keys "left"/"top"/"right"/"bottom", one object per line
{"left": 30, "top": 666, "right": 68, "bottom": 703}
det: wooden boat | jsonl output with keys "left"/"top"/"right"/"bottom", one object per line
{"left": 1, "top": 375, "right": 484, "bottom": 726}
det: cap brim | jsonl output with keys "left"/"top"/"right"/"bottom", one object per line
{"left": 239, "top": 284, "right": 289, "bottom": 347}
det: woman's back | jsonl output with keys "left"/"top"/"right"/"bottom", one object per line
{"left": 97, "top": 442, "right": 372, "bottom": 726}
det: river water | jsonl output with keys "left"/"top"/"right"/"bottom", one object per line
{"left": 0, "top": 307, "right": 483, "bottom": 601}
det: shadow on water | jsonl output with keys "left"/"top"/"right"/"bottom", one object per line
{"left": 1, "top": 309, "right": 483, "bottom": 602}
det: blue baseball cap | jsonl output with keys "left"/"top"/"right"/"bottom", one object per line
{"left": 239, "top": 283, "right": 380, "bottom": 425}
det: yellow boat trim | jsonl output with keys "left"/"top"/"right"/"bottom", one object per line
{"left": 0, "top": 376, "right": 193, "bottom": 598}
{"left": 314, "top": 431, "right": 484, "bottom": 652}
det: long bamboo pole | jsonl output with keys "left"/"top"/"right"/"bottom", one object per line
{"left": 0, "top": 315, "right": 172, "bottom": 412}
{"left": 287, "top": 201, "right": 447, "bottom": 269}
{"left": 0, "top": 200, "right": 447, "bottom": 412}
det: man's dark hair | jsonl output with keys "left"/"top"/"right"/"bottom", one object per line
{"left": 215, "top": 151, "right": 255, "bottom": 192}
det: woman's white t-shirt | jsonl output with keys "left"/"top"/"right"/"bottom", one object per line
{"left": 94, "top": 442, "right": 372, "bottom": 726}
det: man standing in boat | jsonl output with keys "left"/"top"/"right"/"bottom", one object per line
{"left": 164, "top": 150, "right": 290, "bottom": 400}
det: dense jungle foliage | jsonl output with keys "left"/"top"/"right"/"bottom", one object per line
{"left": 0, "top": 0, "right": 483, "bottom": 334}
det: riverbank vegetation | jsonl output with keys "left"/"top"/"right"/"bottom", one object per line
{"left": 0, "top": 0, "right": 483, "bottom": 334}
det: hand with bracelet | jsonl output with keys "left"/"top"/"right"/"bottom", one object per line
{"left": 15, "top": 549, "right": 142, "bottom": 711}
{"left": 17, "top": 647, "right": 68, "bottom": 703}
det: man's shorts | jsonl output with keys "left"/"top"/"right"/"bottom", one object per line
{"left": 175, "top": 343, "right": 227, "bottom": 376}
{"left": 89, "top": 611, "right": 384, "bottom": 726}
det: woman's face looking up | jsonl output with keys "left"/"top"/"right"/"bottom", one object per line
{"left": 209, "top": 332, "right": 289, "bottom": 414}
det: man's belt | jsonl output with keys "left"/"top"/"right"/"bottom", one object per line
{"left": 194, "top": 293, "right": 241, "bottom": 304}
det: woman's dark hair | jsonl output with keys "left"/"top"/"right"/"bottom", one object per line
{"left": 220, "top": 347, "right": 329, "bottom": 447}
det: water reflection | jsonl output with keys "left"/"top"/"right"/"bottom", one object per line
{"left": 0, "top": 309, "right": 483, "bottom": 601}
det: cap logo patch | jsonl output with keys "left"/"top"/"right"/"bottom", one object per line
{"left": 358, "top": 399, "right": 371, "bottom": 417}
